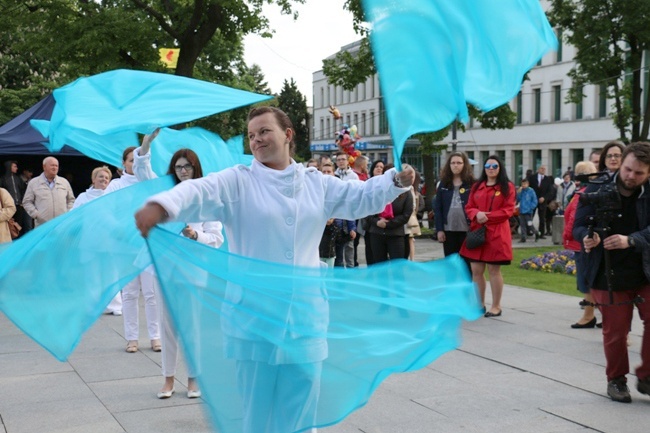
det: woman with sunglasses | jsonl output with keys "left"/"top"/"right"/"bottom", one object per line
{"left": 134, "top": 131, "right": 225, "bottom": 399}
{"left": 459, "top": 155, "right": 515, "bottom": 318}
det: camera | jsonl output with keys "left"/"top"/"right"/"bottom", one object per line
{"left": 579, "top": 182, "right": 621, "bottom": 212}
{"left": 575, "top": 172, "right": 621, "bottom": 213}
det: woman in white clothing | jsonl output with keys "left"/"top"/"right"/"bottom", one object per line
{"left": 72, "top": 166, "right": 111, "bottom": 209}
{"left": 135, "top": 107, "right": 415, "bottom": 433}
{"left": 73, "top": 166, "right": 123, "bottom": 315}
{"left": 105, "top": 146, "right": 161, "bottom": 353}
{"left": 133, "top": 134, "right": 224, "bottom": 399}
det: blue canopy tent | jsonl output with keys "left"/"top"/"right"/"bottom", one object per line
{"left": 0, "top": 95, "right": 81, "bottom": 155}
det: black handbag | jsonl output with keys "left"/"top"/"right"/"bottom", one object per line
{"left": 465, "top": 187, "right": 497, "bottom": 250}
{"left": 465, "top": 225, "right": 486, "bottom": 249}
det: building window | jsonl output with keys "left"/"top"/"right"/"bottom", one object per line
{"left": 320, "top": 119, "right": 324, "bottom": 140}
{"left": 371, "top": 76, "right": 376, "bottom": 98}
{"left": 370, "top": 111, "right": 376, "bottom": 135}
{"left": 531, "top": 149, "right": 542, "bottom": 172}
{"left": 516, "top": 91, "right": 522, "bottom": 124}
{"left": 346, "top": 114, "right": 351, "bottom": 127}
{"left": 556, "top": 28, "right": 563, "bottom": 62}
{"left": 575, "top": 85, "right": 583, "bottom": 120}
{"left": 571, "top": 149, "right": 584, "bottom": 169}
{"left": 361, "top": 81, "right": 366, "bottom": 100}
{"left": 326, "top": 118, "right": 330, "bottom": 139}
{"left": 338, "top": 87, "right": 343, "bottom": 104}
{"left": 320, "top": 87, "right": 324, "bottom": 108}
{"left": 355, "top": 85, "right": 359, "bottom": 102}
{"left": 354, "top": 114, "right": 358, "bottom": 130}
{"left": 466, "top": 151, "right": 474, "bottom": 161}
{"left": 599, "top": 84, "right": 607, "bottom": 118}
{"left": 533, "top": 88, "right": 541, "bottom": 123}
{"left": 550, "top": 149, "right": 562, "bottom": 178}
{"left": 379, "top": 98, "right": 389, "bottom": 135}
{"left": 361, "top": 112, "right": 366, "bottom": 136}
{"left": 326, "top": 86, "right": 330, "bottom": 106}
{"left": 553, "top": 85, "right": 561, "bottom": 121}
{"left": 514, "top": 150, "right": 523, "bottom": 184}
{"left": 496, "top": 150, "right": 506, "bottom": 166}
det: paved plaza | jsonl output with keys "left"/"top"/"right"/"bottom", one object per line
{"left": 1, "top": 236, "right": 648, "bottom": 432}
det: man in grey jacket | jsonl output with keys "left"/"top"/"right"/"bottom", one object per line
{"left": 23, "top": 157, "right": 75, "bottom": 227}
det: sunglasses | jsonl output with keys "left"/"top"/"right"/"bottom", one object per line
{"left": 484, "top": 163, "right": 499, "bottom": 170}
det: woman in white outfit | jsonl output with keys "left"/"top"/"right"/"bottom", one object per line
{"left": 133, "top": 133, "right": 224, "bottom": 399}
{"left": 73, "top": 166, "right": 123, "bottom": 315}
{"left": 105, "top": 147, "right": 160, "bottom": 353}
{"left": 135, "top": 107, "right": 415, "bottom": 433}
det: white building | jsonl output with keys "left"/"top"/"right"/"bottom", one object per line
{"left": 312, "top": 0, "right": 647, "bottom": 182}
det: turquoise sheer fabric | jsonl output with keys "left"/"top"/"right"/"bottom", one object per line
{"left": 147, "top": 226, "right": 481, "bottom": 433}
{"left": 362, "top": 0, "right": 558, "bottom": 168}
{"left": 0, "top": 176, "right": 180, "bottom": 360}
{"left": 147, "top": 128, "right": 253, "bottom": 176}
{"left": 30, "top": 69, "right": 272, "bottom": 162}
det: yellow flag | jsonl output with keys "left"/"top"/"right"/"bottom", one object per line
{"left": 159, "top": 48, "right": 180, "bottom": 69}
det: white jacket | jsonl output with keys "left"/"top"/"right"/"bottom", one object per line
{"left": 147, "top": 159, "right": 407, "bottom": 364}
{"left": 72, "top": 187, "right": 104, "bottom": 209}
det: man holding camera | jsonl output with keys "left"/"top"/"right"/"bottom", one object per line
{"left": 574, "top": 142, "right": 650, "bottom": 403}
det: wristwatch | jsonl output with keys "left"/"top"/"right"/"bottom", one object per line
{"left": 628, "top": 236, "right": 636, "bottom": 248}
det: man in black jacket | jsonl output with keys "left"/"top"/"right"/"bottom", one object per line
{"left": 573, "top": 142, "right": 650, "bottom": 404}
{"left": 0, "top": 160, "right": 28, "bottom": 237}
{"left": 527, "top": 165, "right": 555, "bottom": 238}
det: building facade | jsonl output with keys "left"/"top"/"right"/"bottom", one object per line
{"left": 311, "top": 0, "right": 648, "bottom": 182}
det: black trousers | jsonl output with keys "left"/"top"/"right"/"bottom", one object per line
{"left": 369, "top": 232, "right": 405, "bottom": 263}
{"left": 443, "top": 231, "right": 472, "bottom": 275}
{"left": 537, "top": 201, "right": 548, "bottom": 234}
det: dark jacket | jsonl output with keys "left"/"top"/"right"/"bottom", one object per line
{"left": 573, "top": 174, "right": 650, "bottom": 289}
{"left": 0, "top": 161, "right": 26, "bottom": 205}
{"left": 333, "top": 218, "right": 356, "bottom": 243}
{"left": 367, "top": 191, "right": 413, "bottom": 237}
{"left": 319, "top": 222, "right": 341, "bottom": 258}
{"left": 433, "top": 181, "right": 471, "bottom": 232}
{"left": 527, "top": 173, "right": 556, "bottom": 203}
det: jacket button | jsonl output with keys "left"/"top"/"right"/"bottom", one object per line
{"left": 285, "top": 251, "right": 294, "bottom": 259}
{"left": 285, "top": 217, "right": 295, "bottom": 225}
{"left": 285, "top": 175, "right": 292, "bottom": 183}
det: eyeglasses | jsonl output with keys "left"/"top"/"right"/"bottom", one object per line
{"left": 606, "top": 153, "right": 622, "bottom": 159}
{"left": 174, "top": 164, "right": 194, "bottom": 172}
{"left": 484, "top": 163, "right": 499, "bottom": 170}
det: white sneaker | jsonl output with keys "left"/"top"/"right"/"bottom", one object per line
{"left": 112, "top": 310, "right": 122, "bottom": 316}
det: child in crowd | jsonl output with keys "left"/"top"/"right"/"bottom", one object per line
{"left": 516, "top": 178, "right": 538, "bottom": 243}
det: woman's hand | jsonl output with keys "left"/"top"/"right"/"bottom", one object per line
{"left": 326, "top": 218, "right": 334, "bottom": 226}
{"left": 475, "top": 211, "right": 489, "bottom": 224}
{"left": 437, "top": 231, "right": 446, "bottom": 243}
{"left": 141, "top": 128, "right": 160, "bottom": 156}
{"left": 135, "top": 202, "right": 167, "bottom": 238}
{"left": 182, "top": 226, "right": 197, "bottom": 240}
{"left": 377, "top": 218, "right": 388, "bottom": 229}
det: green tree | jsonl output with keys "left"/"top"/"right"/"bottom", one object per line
{"left": 548, "top": 0, "right": 650, "bottom": 142}
{"left": 0, "top": 1, "right": 298, "bottom": 138}
{"left": 277, "top": 78, "right": 310, "bottom": 161}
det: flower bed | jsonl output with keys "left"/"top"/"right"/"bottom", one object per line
{"left": 520, "top": 250, "right": 576, "bottom": 275}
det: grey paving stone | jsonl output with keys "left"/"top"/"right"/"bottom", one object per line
{"left": 114, "top": 404, "right": 212, "bottom": 433}
{"left": 0, "top": 372, "right": 91, "bottom": 410}
{"left": 0, "top": 351, "right": 71, "bottom": 379}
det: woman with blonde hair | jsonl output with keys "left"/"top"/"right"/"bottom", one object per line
{"left": 563, "top": 160, "right": 599, "bottom": 328}
{"left": 72, "top": 166, "right": 112, "bottom": 209}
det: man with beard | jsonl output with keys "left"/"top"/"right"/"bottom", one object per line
{"left": 574, "top": 142, "right": 650, "bottom": 403}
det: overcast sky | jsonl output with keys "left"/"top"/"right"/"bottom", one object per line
{"left": 243, "top": 1, "right": 360, "bottom": 107}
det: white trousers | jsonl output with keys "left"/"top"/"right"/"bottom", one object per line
{"left": 122, "top": 271, "right": 159, "bottom": 341}
{"left": 105, "top": 292, "right": 122, "bottom": 314}
{"left": 235, "top": 360, "right": 321, "bottom": 433}
{"left": 153, "top": 277, "right": 198, "bottom": 378}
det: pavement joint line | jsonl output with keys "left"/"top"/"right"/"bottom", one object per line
{"left": 455, "top": 348, "right": 528, "bottom": 373}
{"left": 538, "top": 408, "right": 605, "bottom": 432}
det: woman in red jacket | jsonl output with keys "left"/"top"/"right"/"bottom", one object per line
{"left": 460, "top": 155, "right": 515, "bottom": 318}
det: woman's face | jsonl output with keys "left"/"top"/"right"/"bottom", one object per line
{"left": 604, "top": 146, "right": 623, "bottom": 172}
{"left": 372, "top": 162, "right": 384, "bottom": 176}
{"left": 248, "top": 112, "right": 292, "bottom": 170}
{"left": 450, "top": 156, "right": 464, "bottom": 175}
{"left": 484, "top": 159, "right": 500, "bottom": 179}
{"left": 92, "top": 170, "right": 111, "bottom": 190}
{"left": 123, "top": 151, "right": 134, "bottom": 175}
{"left": 174, "top": 157, "right": 194, "bottom": 182}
